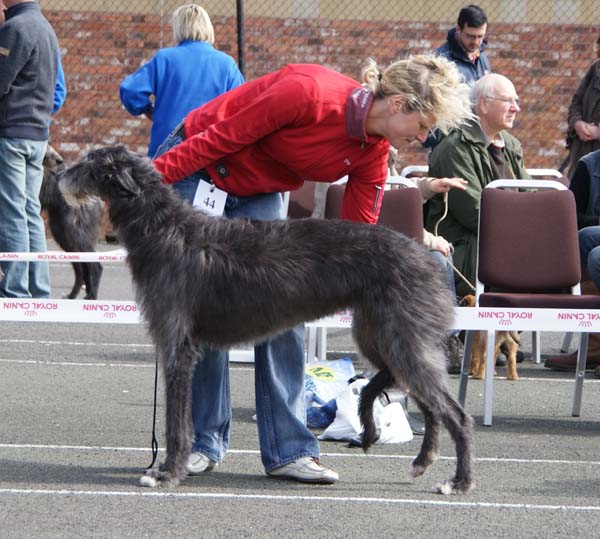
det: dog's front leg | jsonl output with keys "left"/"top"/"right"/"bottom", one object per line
{"left": 141, "top": 342, "right": 197, "bottom": 488}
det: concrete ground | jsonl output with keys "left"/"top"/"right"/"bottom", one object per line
{"left": 1, "top": 240, "right": 600, "bottom": 538}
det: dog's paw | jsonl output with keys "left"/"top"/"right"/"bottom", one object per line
{"left": 435, "top": 478, "right": 475, "bottom": 495}
{"left": 139, "top": 469, "right": 181, "bottom": 488}
{"left": 410, "top": 453, "right": 437, "bottom": 478}
{"left": 410, "top": 463, "right": 428, "bottom": 478}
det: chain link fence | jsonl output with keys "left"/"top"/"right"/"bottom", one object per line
{"left": 42, "top": 0, "right": 600, "bottom": 170}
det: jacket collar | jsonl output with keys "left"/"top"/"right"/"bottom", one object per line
{"left": 345, "top": 86, "right": 383, "bottom": 144}
{"left": 5, "top": 1, "right": 40, "bottom": 21}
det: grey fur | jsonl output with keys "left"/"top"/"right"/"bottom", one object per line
{"left": 41, "top": 145, "right": 103, "bottom": 299}
{"left": 59, "top": 145, "right": 474, "bottom": 493}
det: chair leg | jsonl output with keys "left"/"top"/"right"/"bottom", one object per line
{"left": 317, "top": 328, "right": 327, "bottom": 361}
{"left": 572, "top": 332, "right": 589, "bottom": 417}
{"left": 532, "top": 331, "right": 541, "bottom": 364}
{"left": 561, "top": 331, "right": 574, "bottom": 353}
{"left": 483, "top": 330, "right": 496, "bottom": 426}
{"left": 458, "top": 330, "right": 474, "bottom": 406}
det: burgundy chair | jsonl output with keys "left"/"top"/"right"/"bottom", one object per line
{"left": 287, "top": 181, "right": 317, "bottom": 219}
{"left": 458, "top": 180, "right": 600, "bottom": 425}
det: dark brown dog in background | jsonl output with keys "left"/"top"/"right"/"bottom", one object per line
{"left": 40, "top": 145, "right": 104, "bottom": 299}
{"left": 463, "top": 295, "right": 521, "bottom": 380}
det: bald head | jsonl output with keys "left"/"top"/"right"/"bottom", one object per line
{"left": 471, "top": 74, "right": 521, "bottom": 137}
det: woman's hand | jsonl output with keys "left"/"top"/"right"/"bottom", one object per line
{"left": 427, "top": 177, "right": 468, "bottom": 193}
{"left": 430, "top": 235, "right": 452, "bottom": 256}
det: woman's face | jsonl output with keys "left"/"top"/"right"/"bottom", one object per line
{"left": 384, "top": 97, "right": 435, "bottom": 147}
{"left": 385, "top": 107, "right": 435, "bottom": 148}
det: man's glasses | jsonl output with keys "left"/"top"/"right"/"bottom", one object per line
{"left": 485, "top": 95, "right": 521, "bottom": 107}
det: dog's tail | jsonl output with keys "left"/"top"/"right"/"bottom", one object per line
{"left": 358, "top": 368, "right": 394, "bottom": 452}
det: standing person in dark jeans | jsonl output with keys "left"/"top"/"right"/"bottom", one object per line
{"left": 119, "top": 3, "right": 244, "bottom": 158}
{"left": 0, "top": 0, "right": 60, "bottom": 298}
{"left": 153, "top": 55, "right": 473, "bottom": 483}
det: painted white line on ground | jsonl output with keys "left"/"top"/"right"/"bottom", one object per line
{"left": 1, "top": 357, "right": 596, "bottom": 382}
{"left": 2, "top": 444, "right": 600, "bottom": 466}
{"left": 0, "top": 358, "right": 251, "bottom": 370}
{"left": 0, "top": 338, "right": 152, "bottom": 348}
{"left": 0, "top": 488, "right": 599, "bottom": 512}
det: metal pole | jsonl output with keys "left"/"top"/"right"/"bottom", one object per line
{"left": 236, "top": 0, "right": 244, "bottom": 76}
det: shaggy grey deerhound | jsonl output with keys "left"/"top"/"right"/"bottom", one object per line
{"left": 59, "top": 145, "right": 474, "bottom": 494}
{"left": 40, "top": 145, "right": 103, "bottom": 299}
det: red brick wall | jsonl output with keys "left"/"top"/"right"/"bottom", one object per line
{"left": 47, "top": 11, "right": 599, "bottom": 172}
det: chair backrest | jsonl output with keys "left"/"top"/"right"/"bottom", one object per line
{"left": 478, "top": 183, "right": 580, "bottom": 293}
{"left": 377, "top": 186, "right": 424, "bottom": 243}
{"left": 287, "top": 181, "right": 317, "bottom": 218}
{"left": 324, "top": 183, "right": 344, "bottom": 219}
{"left": 398, "top": 165, "right": 428, "bottom": 178}
{"left": 324, "top": 181, "right": 424, "bottom": 243}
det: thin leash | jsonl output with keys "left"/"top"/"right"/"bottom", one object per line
{"left": 434, "top": 192, "right": 476, "bottom": 294}
{"left": 146, "top": 349, "right": 160, "bottom": 469}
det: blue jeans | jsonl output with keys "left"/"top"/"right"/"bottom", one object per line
{"left": 429, "top": 249, "right": 459, "bottom": 336}
{"left": 0, "top": 137, "right": 50, "bottom": 298}
{"left": 579, "top": 226, "right": 600, "bottom": 289}
{"left": 155, "top": 127, "right": 320, "bottom": 471}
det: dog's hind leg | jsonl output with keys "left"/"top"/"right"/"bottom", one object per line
{"left": 359, "top": 368, "right": 394, "bottom": 449}
{"left": 82, "top": 262, "right": 103, "bottom": 299}
{"left": 408, "top": 395, "right": 442, "bottom": 478}
{"left": 431, "top": 390, "right": 475, "bottom": 495}
{"left": 141, "top": 340, "right": 197, "bottom": 488}
{"left": 66, "top": 263, "right": 84, "bottom": 299}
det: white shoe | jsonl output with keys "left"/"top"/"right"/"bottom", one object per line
{"left": 186, "top": 452, "right": 218, "bottom": 475}
{"left": 267, "top": 457, "right": 338, "bottom": 484}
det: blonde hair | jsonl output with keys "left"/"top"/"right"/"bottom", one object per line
{"left": 172, "top": 4, "right": 215, "bottom": 44}
{"left": 361, "top": 54, "right": 474, "bottom": 134}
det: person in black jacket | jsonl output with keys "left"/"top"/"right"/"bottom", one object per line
{"left": 0, "top": 0, "right": 60, "bottom": 298}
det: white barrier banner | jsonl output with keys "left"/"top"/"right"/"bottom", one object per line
{"left": 305, "top": 307, "right": 600, "bottom": 332}
{"left": 0, "top": 250, "right": 127, "bottom": 264}
{"left": 1, "top": 301, "right": 599, "bottom": 332}
{"left": 0, "top": 299, "right": 140, "bottom": 324}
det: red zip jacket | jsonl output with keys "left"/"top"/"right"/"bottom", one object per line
{"left": 153, "top": 64, "right": 390, "bottom": 223}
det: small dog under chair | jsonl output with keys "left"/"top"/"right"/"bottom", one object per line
{"left": 59, "top": 145, "right": 475, "bottom": 494}
{"left": 463, "top": 295, "right": 521, "bottom": 380}
{"left": 40, "top": 144, "right": 104, "bottom": 299}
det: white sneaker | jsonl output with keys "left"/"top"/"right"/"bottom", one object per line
{"left": 267, "top": 457, "right": 338, "bottom": 484}
{"left": 186, "top": 452, "right": 218, "bottom": 475}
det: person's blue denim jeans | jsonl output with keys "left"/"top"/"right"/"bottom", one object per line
{"left": 429, "top": 249, "right": 459, "bottom": 336}
{"left": 154, "top": 127, "right": 320, "bottom": 471}
{"left": 0, "top": 137, "right": 50, "bottom": 298}
{"left": 579, "top": 226, "right": 600, "bottom": 289}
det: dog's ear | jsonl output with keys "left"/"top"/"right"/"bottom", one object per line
{"left": 104, "top": 167, "right": 141, "bottom": 198}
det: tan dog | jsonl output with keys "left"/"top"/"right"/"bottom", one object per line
{"left": 463, "top": 295, "right": 521, "bottom": 381}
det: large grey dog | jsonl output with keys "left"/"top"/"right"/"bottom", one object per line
{"left": 40, "top": 145, "right": 104, "bottom": 299}
{"left": 59, "top": 145, "right": 474, "bottom": 494}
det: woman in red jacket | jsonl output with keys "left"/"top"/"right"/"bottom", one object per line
{"left": 153, "top": 54, "right": 472, "bottom": 484}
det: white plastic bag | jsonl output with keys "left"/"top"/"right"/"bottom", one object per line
{"left": 318, "top": 379, "right": 413, "bottom": 444}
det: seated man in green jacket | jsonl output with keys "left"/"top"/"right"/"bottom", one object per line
{"left": 425, "top": 73, "right": 530, "bottom": 299}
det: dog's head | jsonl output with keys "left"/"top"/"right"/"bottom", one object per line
{"left": 59, "top": 145, "right": 160, "bottom": 207}
{"left": 43, "top": 144, "right": 65, "bottom": 174}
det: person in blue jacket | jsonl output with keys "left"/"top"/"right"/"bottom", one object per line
{"left": 424, "top": 4, "right": 491, "bottom": 151}
{"left": 119, "top": 3, "right": 244, "bottom": 157}
{"left": 436, "top": 4, "right": 491, "bottom": 86}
